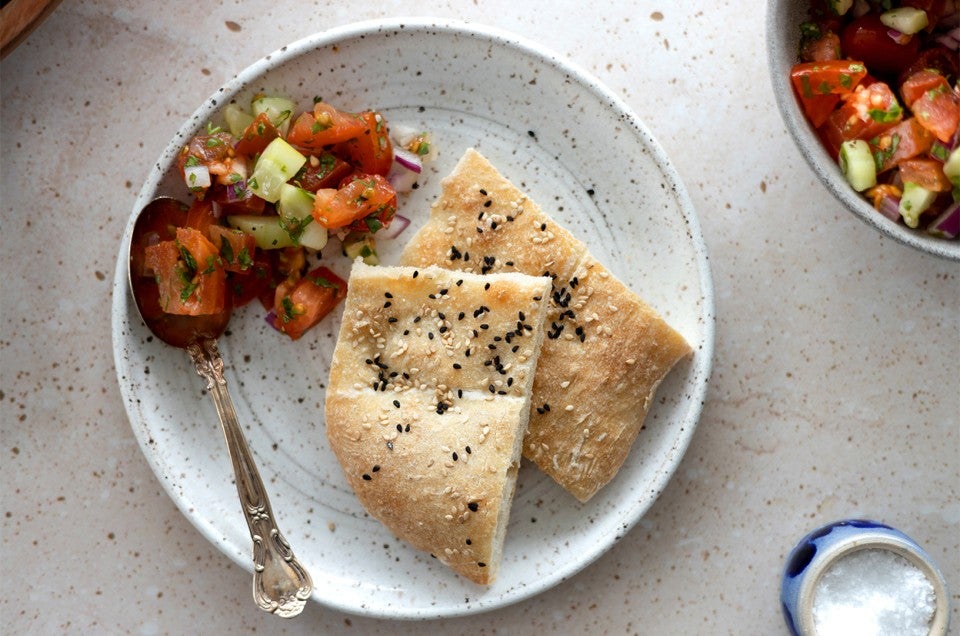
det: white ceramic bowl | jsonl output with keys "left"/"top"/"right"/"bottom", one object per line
{"left": 766, "top": 1, "right": 960, "bottom": 261}
{"left": 112, "top": 18, "right": 715, "bottom": 618}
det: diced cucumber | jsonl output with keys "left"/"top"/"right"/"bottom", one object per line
{"left": 943, "top": 147, "right": 960, "bottom": 193}
{"left": 343, "top": 234, "right": 379, "bottom": 265}
{"left": 828, "top": 0, "right": 852, "bottom": 16}
{"left": 899, "top": 182, "right": 936, "bottom": 228}
{"left": 278, "top": 183, "right": 315, "bottom": 219}
{"left": 248, "top": 138, "right": 306, "bottom": 203}
{"left": 224, "top": 103, "right": 255, "bottom": 137}
{"left": 839, "top": 140, "right": 876, "bottom": 192}
{"left": 252, "top": 95, "right": 297, "bottom": 136}
{"left": 880, "top": 7, "right": 928, "bottom": 34}
{"left": 277, "top": 184, "right": 328, "bottom": 251}
{"left": 227, "top": 215, "right": 297, "bottom": 249}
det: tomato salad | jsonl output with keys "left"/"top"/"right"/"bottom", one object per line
{"left": 132, "top": 95, "right": 432, "bottom": 340}
{"left": 790, "top": 0, "right": 960, "bottom": 237}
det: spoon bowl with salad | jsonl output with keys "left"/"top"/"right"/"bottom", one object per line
{"left": 767, "top": 0, "right": 960, "bottom": 260}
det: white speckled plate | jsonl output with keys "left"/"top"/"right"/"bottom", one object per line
{"left": 111, "top": 18, "right": 714, "bottom": 619}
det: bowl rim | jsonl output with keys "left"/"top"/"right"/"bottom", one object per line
{"left": 764, "top": 1, "right": 960, "bottom": 262}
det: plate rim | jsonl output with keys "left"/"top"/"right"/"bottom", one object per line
{"left": 112, "top": 16, "right": 715, "bottom": 619}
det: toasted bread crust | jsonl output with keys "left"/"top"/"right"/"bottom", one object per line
{"left": 325, "top": 262, "right": 551, "bottom": 583}
{"left": 401, "top": 149, "right": 692, "bottom": 501}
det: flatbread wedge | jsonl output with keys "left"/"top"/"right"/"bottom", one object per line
{"left": 401, "top": 149, "right": 692, "bottom": 502}
{"left": 325, "top": 261, "right": 551, "bottom": 584}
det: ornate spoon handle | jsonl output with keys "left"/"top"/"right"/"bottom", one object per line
{"left": 187, "top": 339, "right": 313, "bottom": 618}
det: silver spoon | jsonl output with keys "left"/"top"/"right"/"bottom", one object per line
{"left": 128, "top": 197, "right": 312, "bottom": 618}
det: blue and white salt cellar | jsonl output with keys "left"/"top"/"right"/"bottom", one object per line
{"left": 781, "top": 519, "right": 949, "bottom": 636}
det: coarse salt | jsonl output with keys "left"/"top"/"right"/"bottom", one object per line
{"left": 812, "top": 548, "right": 936, "bottom": 636}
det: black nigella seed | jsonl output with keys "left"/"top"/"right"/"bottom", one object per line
{"left": 383, "top": 301, "right": 392, "bottom": 308}
{"left": 439, "top": 288, "right": 448, "bottom": 296}
{"left": 466, "top": 538, "right": 472, "bottom": 545}
{"left": 453, "top": 363, "right": 462, "bottom": 369}
{"left": 478, "top": 562, "right": 486, "bottom": 568}
{"left": 387, "top": 317, "right": 398, "bottom": 323}
{"left": 456, "top": 279, "right": 464, "bottom": 286}
{"left": 467, "top": 501, "right": 479, "bottom": 512}
{"left": 372, "top": 465, "right": 380, "bottom": 472}
{"left": 362, "top": 474, "right": 372, "bottom": 481}
{"left": 452, "top": 452, "right": 458, "bottom": 461}
{"left": 413, "top": 270, "right": 419, "bottom": 278}
{"left": 458, "top": 312, "right": 465, "bottom": 320}
{"left": 404, "top": 424, "right": 411, "bottom": 432}
{"left": 465, "top": 446, "right": 471, "bottom": 454}
{"left": 384, "top": 292, "right": 393, "bottom": 298}
{"left": 396, "top": 424, "right": 402, "bottom": 432}
{"left": 484, "top": 200, "right": 492, "bottom": 208}
{"left": 484, "top": 282, "right": 490, "bottom": 290}
{"left": 393, "top": 400, "right": 400, "bottom": 408}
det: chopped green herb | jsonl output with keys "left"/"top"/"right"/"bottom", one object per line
{"left": 206, "top": 121, "right": 223, "bottom": 134}
{"left": 237, "top": 247, "right": 253, "bottom": 270}
{"left": 868, "top": 104, "right": 902, "bottom": 123}
{"left": 311, "top": 275, "right": 338, "bottom": 288}
{"left": 219, "top": 235, "right": 235, "bottom": 264}
{"left": 184, "top": 155, "right": 201, "bottom": 168}
{"left": 205, "top": 137, "right": 224, "bottom": 148}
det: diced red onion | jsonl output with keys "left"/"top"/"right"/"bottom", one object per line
{"left": 387, "top": 165, "right": 419, "bottom": 193}
{"left": 876, "top": 194, "right": 902, "bottom": 222}
{"left": 933, "top": 30, "right": 959, "bottom": 50}
{"left": 393, "top": 147, "right": 423, "bottom": 174}
{"left": 379, "top": 214, "right": 411, "bottom": 240}
{"left": 927, "top": 201, "right": 960, "bottom": 239}
{"left": 886, "top": 29, "right": 909, "bottom": 44}
{"left": 264, "top": 310, "right": 280, "bottom": 331}
{"left": 225, "top": 179, "right": 249, "bottom": 202}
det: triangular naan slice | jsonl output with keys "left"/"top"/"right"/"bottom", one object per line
{"left": 325, "top": 261, "right": 551, "bottom": 584}
{"left": 401, "top": 149, "right": 692, "bottom": 502}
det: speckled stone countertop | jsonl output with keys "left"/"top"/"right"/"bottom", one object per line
{"left": 2, "top": 1, "right": 957, "bottom": 633}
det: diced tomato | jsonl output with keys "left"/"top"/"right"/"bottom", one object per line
{"left": 276, "top": 246, "right": 307, "bottom": 278}
{"left": 840, "top": 13, "right": 921, "bottom": 77}
{"left": 336, "top": 110, "right": 394, "bottom": 176}
{"left": 312, "top": 173, "right": 397, "bottom": 230}
{"left": 898, "top": 47, "right": 959, "bottom": 88}
{"left": 176, "top": 132, "right": 237, "bottom": 192}
{"left": 820, "top": 82, "right": 904, "bottom": 153}
{"left": 207, "top": 183, "right": 267, "bottom": 215}
{"left": 292, "top": 152, "right": 354, "bottom": 192}
{"left": 868, "top": 117, "right": 936, "bottom": 173}
{"left": 228, "top": 251, "right": 274, "bottom": 308}
{"left": 909, "top": 81, "right": 960, "bottom": 143}
{"left": 800, "top": 30, "right": 842, "bottom": 63}
{"left": 898, "top": 158, "right": 954, "bottom": 192}
{"left": 806, "top": 0, "right": 844, "bottom": 33}
{"left": 271, "top": 266, "right": 347, "bottom": 340}
{"left": 801, "top": 93, "right": 842, "bottom": 128}
{"left": 901, "top": 70, "right": 950, "bottom": 108}
{"left": 208, "top": 225, "right": 256, "bottom": 273}
{"left": 144, "top": 227, "right": 227, "bottom": 316}
{"left": 184, "top": 198, "right": 219, "bottom": 237}
{"left": 286, "top": 102, "right": 366, "bottom": 150}
{"left": 234, "top": 112, "right": 280, "bottom": 157}
{"left": 791, "top": 60, "right": 867, "bottom": 98}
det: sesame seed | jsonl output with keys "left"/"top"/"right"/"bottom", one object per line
{"left": 565, "top": 404, "right": 574, "bottom": 411}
